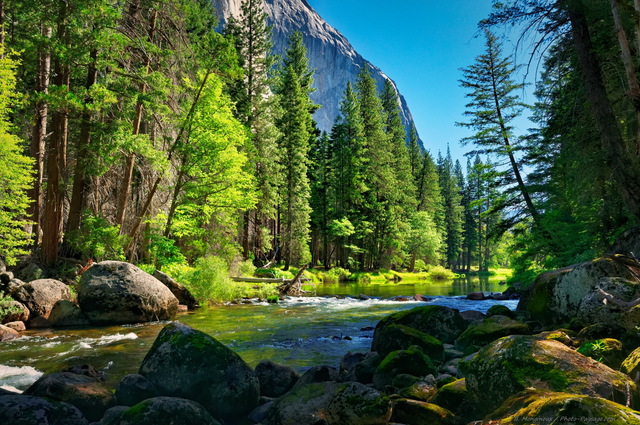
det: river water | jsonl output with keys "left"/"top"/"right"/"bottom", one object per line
{"left": 0, "top": 276, "right": 516, "bottom": 392}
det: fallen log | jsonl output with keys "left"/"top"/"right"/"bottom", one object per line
{"left": 278, "top": 265, "right": 308, "bottom": 296}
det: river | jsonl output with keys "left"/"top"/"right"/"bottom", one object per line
{"left": 0, "top": 275, "right": 516, "bottom": 392}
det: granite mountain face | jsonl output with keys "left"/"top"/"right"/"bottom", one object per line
{"left": 214, "top": 0, "right": 422, "bottom": 145}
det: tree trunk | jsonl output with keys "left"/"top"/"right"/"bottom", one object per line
{"left": 567, "top": 1, "right": 640, "bottom": 218}
{"left": 67, "top": 49, "right": 98, "bottom": 233}
{"left": 0, "top": 0, "right": 5, "bottom": 54}
{"left": 28, "top": 25, "right": 52, "bottom": 248}
{"left": 115, "top": 9, "right": 157, "bottom": 231}
{"left": 42, "top": 1, "right": 70, "bottom": 266}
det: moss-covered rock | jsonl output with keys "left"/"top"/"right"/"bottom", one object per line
{"left": 534, "top": 329, "right": 577, "bottom": 347}
{"left": 354, "top": 352, "right": 381, "bottom": 384}
{"left": 116, "top": 397, "right": 221, "bottom": 425}
{"left": 139, "top": 322, "right": 259, "bottom": 421}
{"left": 373, "top": 345, "right": 437, "bottom": 391}
{"left": 398, "top": 380, "right": 438, "bottom": 402}
{"left": 264, "top": 381, "right": 390, "bottom": 425}
{"left": 577, "top": 338, "right": 625, "bottom": 369}
{"left": 115, "top": 374, "right": 159, "bottom": 407}
{"left": 371, "top": 323, "right": 444, "bottom": 360}
{"left": 430, "top": 378, "right": 479, "bottom": 420}
{"left": 622, "top": 347, "right": 640, "bottom": 382}
{"left": 454, "top": 315, "right": 530, "bottom": 353}
{"left": 255, "top": 359, "right": 300, "bottom": 398}
{"left": 577, "top": 322, "right": 625, "bottom": 343}
{"left": 518, "top": 258, "right": 640, "bottom": 327}
{"left": 487, "top": 390, "right": 640, "bottom": 425}
{"left": 373, "top": 305, "right": 468, "bottom": 344}
{"left": 486, "top": 304, "right": 514, "bottom": 318}
{"left": 0, "top": 394, "right": 88, "bottom": 425}
{"left": 460, "top": 334, "right": 640, "bottom": 415}
{"left": 390, "top": 398, "right": 461, "bottom": 425}
{"left": 23, "top": 371, "right": 115, "bottom": 422}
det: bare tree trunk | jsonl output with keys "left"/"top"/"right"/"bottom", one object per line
{"left": 42, "top": 1, "right": 70, "bottom": 266}
{"left": 567, "top": 1, "right": 640, "bottom": 218}
{"left": 0, "top": 0, "right": 5, "bottom": 55}
{"left": 28, "top": 25, "right": 52, "bottom": 248}
{"left": 115, "top": 9, "right": 157, "bottom": 231}
{"left": 610, "top": 0, "right": 640, "bottom": 154}
{"left": 67, "top": 49, "right": 97, "bottom": 233}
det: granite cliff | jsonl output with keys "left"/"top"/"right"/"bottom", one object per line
{"left": 214, "top": 0, "right": 422, "bottom": 144}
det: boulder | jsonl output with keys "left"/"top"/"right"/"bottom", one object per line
{"left": 4, "top": 321, "right": 25, "bottom": 331}
{"left": 390, "top": 399, "right": 459, "bottom": 425}
{"left": 534, "top": 329, "right": 577, "bottom": 348}
{"left": 430, "top": 378, "right": 479, "bottom": 421}
{"left": 518, "top": 257, "right": 639, "bottom": 327}
{"left": 397, "top": 380, "right": 438, "bottom": 402}
{"left": 152, "top": 270, "right": 198, "bottom": 310}
{"left": 577, "top": 338, "right": 625, "bottom": 369}
{"left": 354, "top": 352, "right": 381, "bottom": 384}
{"left": 78, "top": 261, "right": 178, "bottom": 325}
{"left": 577, "top": 322, "right": 625, "bottom": 343}
{"left": 115, "top": 374, "right": 159, "bottom": 407}
{"left": 99, "top": 405, "right": 129, "bottom": 425}
{"left": 371, "top": 323, "right": 444, "bottom": 360}
{"left": 0, "top": 324, "right": 20, "bottom": 341}
{"left": 28, "top": 316, "right": 52, "bottom": 328}
{"left": 487, "top": 390, "right": 640, "bottom": 424}
{"left": 466, "top": 292, "right": 485, "bottom": 300}
{"left": 610, "top": 226, "right": 640, "bottom": 257}
{"left": 373, "top": 305, "right": 468, "bottom": 344}
{"left": 0, "top": 299, "right": 29, "bottom": 323}
{"left": 0, "top": 394, "right": 88, "bottom": 425}
{"left": 621, "top": 347, "right": 640, "bottom": 382}
{"left": 255, "top": 359, "right": 299, "bottom": 398}
{"left": 459, "top": 310, "right": 485, "bottom": 323}
{"left": 454, "top": 315, "right": 530, "bottom": 353}
{"left": 0, "top": 270, "right": 12, "bottom": 284}
{"left": 139, "top": 322, "right": 259, "bottom": 421}
{"left": 114, "top": 397, "right": 221, "bottom": 425}
{"left": 264, "top": 381, "right": 390, "bottom": 425}
{"left": 12, "top": 279, "right": 71, "bottom": 319}
{"left": 292, "top": 365, "right": 340, "bottom": 389}
{"left": 3, "top": 278, "right": 24, "bottom": 296}
{"left": 486, "top": 304, "right": 514, "bottom": 318}
{"left": 372, "top": 345, "right": 437, "bottom": 391}
{"left": 48, "top": 300, "right": 90, "bottom": 327}
{"left": 24, "top": 371, "right": 115, "bottom": 422}
{"left": 460, "top": 334, "right": 640, "bottom": 415}
{"left": 14, "top": 262, "right": 44, "bottom": 282}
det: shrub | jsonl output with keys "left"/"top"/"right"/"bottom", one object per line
{"left": 428, "top": 265, "right": 456, "bottom": 280}
{"left": 181, "top": 256, "right": 239, "bottom": 304}
{"left": 0, "top": 291, "right": 21, "bottom": 318}
{"left": 67, "top": 212, "right": 127, "bottom": 261}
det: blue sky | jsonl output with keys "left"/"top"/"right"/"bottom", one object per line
{"left": 306, "top": 0, "right": 536, "bottom": 162}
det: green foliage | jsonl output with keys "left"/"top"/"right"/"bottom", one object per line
{"left": 0, "top": 49, "right": 33, "bottom": 266}
{"left": 428, "top": 265, "right": 456, "bottom": 280}
{"left": 181, "top": 256, "right": 239, "bottom": 304}
{"left": 577, "top": 340, "right": 608, "bottom": 363}
{"left": 0, "top": 292, "right": 22, "bottom": 318}
{"left": 147, "top": 234, "right": 186, "bottom": 269}
{"left": 67, "top": 212, "right": 127, "bottom": 262}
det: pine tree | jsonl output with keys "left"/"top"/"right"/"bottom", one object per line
{"left": 226, "top": 0, "right": 281, "bottom": 260}
{"left": 274, "top": 31, "right": 316, "bottom": 269}
{"left": 437, "top": 147, "right": 463, "bottom": 269}
{"left": 407, "top": 123, "right": 422, "bottom": 181}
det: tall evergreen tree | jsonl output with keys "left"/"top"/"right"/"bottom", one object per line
{"left": 274, "top": 31, "right": 316, "bottom": 269}
{"left": 226, "top": 0, "right": 281, "bottom": 261}
{"left": 437, "top": 147, "right": 463, "bottom": 269}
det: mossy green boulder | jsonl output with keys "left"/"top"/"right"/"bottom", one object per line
{"left": 460, "top": 334, "right": 640, "bottom": 415}
{"left": 0, "top": 394, "right": 88, "bottom": 425}
{"left": 487, "top": 390, "right": 640, "bottom": 425}
{"left": 577, "top": 338, "right": 625, "bottom": 369}
{"left": 263, "top": 381, "right": 391, "bottom": 425}
{"left": 622, "top": 347, "right": 640, "bottom": 381}
{"left": 486, "top": 304, "right": 514, "bottom": 318}
{"left": 371, "top": 323, "right": 444, "bottom": 360}
{"left": 373, "top": 345, "right": 437, "bottom": 391}
{"left": 373, "top": 305, "right": 468, "bottom": 344}
{"left": 115, "top": 397, "right": 221, "bottom": 425}
{"left": 454, "top": 315, "right": 530, "bottom": 353}
{"left": 390, "top": 399, "right": 460, "bottom": 425}
{"left": 518, "top": 258, "right": 639, "bottom": 327}
{"left": 139, "top": 322, "right": 259, "bottom": 421}
{"left": 430, "top": 378, "right": 479, "bottom": 420}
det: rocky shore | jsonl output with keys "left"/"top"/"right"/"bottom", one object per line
{"left": 1, "top": 254, "right": 640, "bottom": 424}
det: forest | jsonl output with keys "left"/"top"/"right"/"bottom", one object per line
{"left": 0, "top": 0, "right": 639, "bottom": 304}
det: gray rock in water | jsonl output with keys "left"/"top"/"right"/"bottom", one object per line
{"left": 12, "top": 279, "right": 71, "bottom": 320}
{"left": 115, "top": 374, "right": 159, "bottom": 407}
{"left": 255, "top": 359, "right": 299, "bottom": 398}
{"left": 115, "top": 397, "right": 221, "bottom": 425}
{"left": 48, "top": 300, "right": 90, "bottom": 327}
{"left": 24, "top": 371, "right": 115, "bottom": 422}
{"left": 78, "top": 261, "right": 178, "bottom": 325}
{"left": 152, "top": 269, "right": 198, "bottom": 310}
{"left": 214, "top": 0, "right": 423, "bottom": 146}
{"left": 0, "top": 394, "right": 88, "bottom": 425}
{"left": 139, "top": 322, "right": 259, "bottom": 421}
